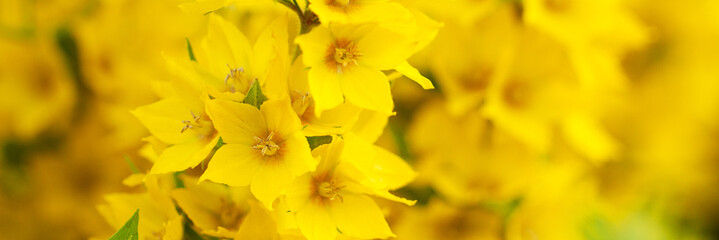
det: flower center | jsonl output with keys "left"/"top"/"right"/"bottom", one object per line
{"left": 218, "top": 199, "right": 247, "bottom": 230}
{"left": 334, "top": 48, "right": 357, "bottom": 67}
{"left": 317, "top": 179, "right": 345, "bottom": 202}
{"left": 225, "top": 65, "right": 252, "bottom": 93}
{"left": 180, "top": 111, "right": 202, "bottom": 133}
{"left": 502, "top": 80, "right": 531, "bottom": 109}
{"left": 325, "top": 38, "right": 360, "bottom": 73}
{"left": 252, "top": 132, "right": 280, "bottom": 156}
{"left": 180, "top": 111, "right": 213, "bottom": 138}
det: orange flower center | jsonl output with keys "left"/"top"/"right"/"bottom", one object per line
{"left": 325, "top": 38, "right": 361, "bottom": 73}
{"left": 502, "top": 80, "right": 531, "bottom": 109}
{"left": 317, "top": 179, "right": 345, "bottom": 202}
{"left": 252, "top": 132, "right": 281, "bottom": 156}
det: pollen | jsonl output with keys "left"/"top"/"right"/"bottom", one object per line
{"left": 252, "top": 132, "right": 281, "bottom": 156}
{"left": 326, "top": 38, "right": 361, "bottom": 73}
{"left": 180, "top": 111, "right": 202, "bottom": 133}
{"left": 318, "top": 179, "right": 346, "bottom": 203}
{"left": 225, "top": 64, "right": 252, "bottom": 93}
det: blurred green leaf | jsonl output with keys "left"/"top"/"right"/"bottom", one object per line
{"left": 124, "top": 156, "right": 140, "bottom": 174}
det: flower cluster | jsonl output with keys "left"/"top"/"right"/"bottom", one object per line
{"left": 101, "top": 0, "right": 434, "bottom": 239}
{"left": 3, "top": 0, "right": 719, "bottom": 240}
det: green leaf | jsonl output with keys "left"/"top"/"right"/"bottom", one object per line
{"left": 124, "top": 156, "right": 140, "bottom": 174}
{"left": 306, "top": 136, "right": 332, "bottom": 150}
{"left": 242, "top": 80, "right": 268, "bottom": 109}
{"left": 202, "top": 137, "right": 225, "bottom": 171}
{"left": 173, "top": 171, "right": 185, "bottom": 189}
{"left": 186, "top": 38, "right": 196, "bottom": 62}
{"left": 108, "top": 209, "right": 139, "bottom": 240}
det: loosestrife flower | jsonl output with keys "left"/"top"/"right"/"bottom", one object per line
{"left": 132, "top": 93, "right": 219, "bottom": 175}
{"left": 296, "top": 23, "right": 414, "bottom": 115}
{"left": 285, "top": 140, "right": 397, "bottom": 240}
{"left": 201, "top": 99, "right": 317, "bottom": 209}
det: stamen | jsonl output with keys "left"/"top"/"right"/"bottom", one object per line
{"left": 325, "top": 38, "right": 361, "bottom": 73}
{"left": 225, "top": 64, "right": 247, "bottom": 93}
{"left": 180, "top": 111, "right": 202, "bottom": 133}
{"left": 252, "top": 132, "right": 281, "bottom": 156}
{"left": 318, "top": 179, "right": 345, "bottom": 202}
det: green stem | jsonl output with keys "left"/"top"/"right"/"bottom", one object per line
{"left": 277, "top": 0, "right": 319, "bottom": 62}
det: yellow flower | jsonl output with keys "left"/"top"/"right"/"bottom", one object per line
{"left": 171, "top": 176, "right": 252, "bottom": 238}
{"left": 0, "top": 37, "right": 77, "bottom": 140}
{"left": 392, "top": 199, "right": 504, "bottom": 240}
{"left": 167, "top": 13, "right": 290, "bottom": 102}
{"left": 425, "top": 5, "right": 517, "bottom": 115}
{"left": 296, "top": 23, "right": 416, "bottom": 115}
{"left": 201, "top": 99, "right": 317, "bottom": 209}
{"left": 288, "top": 55, "right": 363, "bottom": 136}
{"left": 285, "top": 139, "right": 412, "bottom": 240}
{"left": 132, "top": 95, "right": 220, "bottom": 175}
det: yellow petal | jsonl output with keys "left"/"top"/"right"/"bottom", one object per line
{"left": 303, "top": 103, "right": 362, "bottom": 137}
{"left": 281, "top": 131, "right": 319, "bottom": 176}
{"left": 349, "top": 109, "right": 391, "bottom": 143}
{"left": 200, "top": 14, "right": 253, "bottom": 79}
{"left": 296, "top": 26, "right": 333, "bottom": 67}
{"left": 329, "top": 194, "right": 394, "bottom": 239}
{"left": 234, "top": 200, "right": 280, "bottom": 240}
{"left": 308, "top": 64, "right": 344, "bottom": 116}
{"left": 202, "top": 227, "right": 235, "bottom": 239}
{"left": 373, "top": 146, "right": 416, "bottom": 190}
{"left": 357, "top": 26, "right": 413, "bottom": 70}
{"left": 150, "top": 136, "right": 219, "bottom": 175}
{"left": 250, "top": 163, "right": 294, "bottom": 210}
{"left": 296, "top": 202, "right": 337, "bottom": 240}
{"left": 122, "top": 173, "right": 146, "bottom": 187}
{"left": 340, "top": 133, "right": 376, "bottom": 174}
{"left": 561, "top": 114, "right": 618, "bottom": 164}
{"left": 253, "top": 15, "right": 290, "bottom": 100}
{"left": 179, "top": 0, "right": 237, "bottom": 15}
{"left": 394, "top": 61, "right": 434, "bottom": 89}
{"left": 284, "top": 174, "right": 313, "bottom": 212}
{"left": 163, "top": 215, "right": 184, "bottom": 240}
{"left": 340, "top": 66, "right": 393, "bottom": 114}
{"left": 171, "top": 188, "right": 220, "bottom": 232}
{"left": 260, "top": 98, "right": 303, "bottom": 141}
{"left": 372, "top": 190, "right": 416, "bottom": 206}
{"left": 132, "top": 98, "right": 199, "bottom": 145}
{"left": 205, "top": 99, "right": 266, "bottom": 145}
{"left": 200, "top": 144, "right": 262, "bottom": 186}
